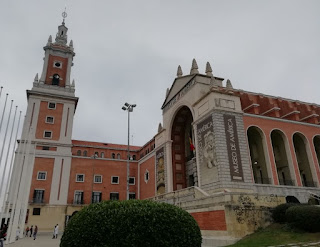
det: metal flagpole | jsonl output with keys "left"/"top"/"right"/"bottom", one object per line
{"left": 0, "top": 93, "right": 9, "bottom": 136}
{"left": 0, "top": 100, "right": 13, "bottom": 197}
{"left": 3, "top": 110, "right": 21, "bottom": 228}
{"left": 0, "top": 106, "right": 17, "bottom": 222}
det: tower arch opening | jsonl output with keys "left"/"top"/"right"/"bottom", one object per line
{"left": 247, "top": 126, "right": 271, "bottom": 184}
{"left": 171, "top": 106, "right": 194, "bottom": 191}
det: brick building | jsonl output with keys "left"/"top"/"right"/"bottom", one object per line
{"left": 5, "top": 19, "right": 320, "bottom": 246}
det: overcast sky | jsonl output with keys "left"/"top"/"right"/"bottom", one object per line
{"left": 0, "top": 0, "right": 319, "bottom": 147}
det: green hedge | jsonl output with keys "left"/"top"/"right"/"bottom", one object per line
{"left": 271, "top": 203, "right": 297, "bottom": 223}
{"left": 60, "top": 200, "right": 202, "bottom": 247}
{"left": 286, "top": 205, "right": 320, "bottom": 232}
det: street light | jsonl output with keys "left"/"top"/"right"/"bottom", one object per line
{"left": 122, "top": 102, "right": 136, "bottom": 200}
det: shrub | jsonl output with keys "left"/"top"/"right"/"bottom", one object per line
{"left": 60, "top": 200, "right": 202, "bottom": 247}
{"left": 271, "top": 203, "right": 297, "bottom": 223}
{"left": 286, "top": 205, "right": 320, "bottom": 232}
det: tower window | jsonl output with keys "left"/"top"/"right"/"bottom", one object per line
{"left": 37, "top": 171, "right": 47, "bottom": 180}
{"left": 44, "top": 131, "right": 52, "bottom": 139}
{"left": 48, "top": 102, "right": 56, "bottom": 109}
{"left": 52, "top": 74, "right": 60, "bottom": 86}
{"left": 46, "top": 116, "right": 54, "bottom": 124}
{"left": 53, "top": 61, "right": 62, "bottom": 68}
{"left": 111, "top": 176, "right": 119, "bottom": 184}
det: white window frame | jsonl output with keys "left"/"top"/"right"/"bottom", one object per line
{"left": 144, "top": 170, "right": 149, "bottom": 184}
{"left": 74, "top": 190, "right": 84, "bottom": 204}
{"left": 92, "top": 191, "right": 102, "bottom": 203}
{"left": 45, "top": 116, "right": 54, "bottom": 124}
{"left": 76, "top": 174, "right": 85, "bottom": 182}
{"left": 129, "top": 177, "right": 135, "bottom": 185}
{"left": 94, "top": 175, "right": 102, "bottom": 183}
{"left": 53, "top": 60, "right": 63, "bottom": 69}
{"left": 129, "top": 192, "right": 136, "bottom": 200}
{"left": 111, "top": 176, "right": 119, "bottom": 184}
{"left": 48, "top": 102, "right": 56, "bottom": 109}
{"left": 43, "top": 131, "right": 52, "bottom": 139}
{"left": 110, "top": 192, "right": 119, "bottom": 200}
{"left": 37, "top": 171, "right": 47, "bottom": 180}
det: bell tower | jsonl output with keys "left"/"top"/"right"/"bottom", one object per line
{"left": 7, "top": 13, "right": 78, "bottom": 242}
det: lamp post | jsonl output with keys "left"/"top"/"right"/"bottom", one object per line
{"left": 122, "top": 102, "right": 136, "bottom": 200}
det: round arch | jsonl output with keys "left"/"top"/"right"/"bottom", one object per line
{"left": 312, "top": 135, "right": 320, "bottom": 168}
{"left": 270, "top": 129, "right": 294, "bottom": 186}
{"left": 247, "top": 126, "right": 272, "bottom": 184}
{"left": 292, "top": 132, "right": 316, "bottom": 187}
{"left": 170, "top": 105, "right": 195, "bottom": 191}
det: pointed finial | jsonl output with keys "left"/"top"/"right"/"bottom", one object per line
{"left": 166, "top": 88, "right": 170, "bottom": 97}
{"left": 71, "top": 79, "right": 75, "bottom": 88}
{"left": 47, "top": 35, "right": 52, "bottom": 45}
{"left": 226, "top": 79, "right": 233, "bottom": 89}
{"left": 205, "top": 62, "right": 213, "bottom": 77}
{"left": 69, "top": 40, "right": 73, "bottom": 47}
{"left": 34, "top": 73, "right": 39, "bottom": 83}
{"left": 190, "top": 58, "right": 199, "bottom": 75}
{"left": 177, "top": 65, "right": 183, "bottom": 77}
{"left": 158, "top": 123, "right": 163, "bottom": 133}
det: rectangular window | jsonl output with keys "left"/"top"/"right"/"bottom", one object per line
{"left": 111, "top": 176, "right": 119, "bottom": 184}
{"left": 129, "top": 177, "right": 135, "bottom": 185}
{"left": 92, "top": 192, "right": 102, "bottom": 203}
{"left": 46, "top": 116, "right": 54, "bottom": 124}
{"left": 33, "top": 189, "right": 44, "bottom": 203}
{"left": 110, "top": 192, "right": 119, "bottom": 200}
{"left": 74, "top": 191, "right": 84, "bottom": 205}
{"left": 48, "top": 102, "right": 56, "bottom": 109}
{"left": 129, "top": 193, "right": 136, "bottom": 200}
{"left": 44, "top": 131, "right": 52, "bottom": 139}
{"left": 33, "top": 208, "right": 41, "bottom": 216}
{"left": 37, "top": 171, "right": 47, "bottom": 180}
{"left": 94, "top": 175, "right": 102, "bottom": 183}
{"left": 76, "top": 174, "right": 85, "bottom": 182}
{"left": 42, "top": 146, "right": 50, "bottom": 150}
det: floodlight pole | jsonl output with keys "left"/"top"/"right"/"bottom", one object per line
{"left": 122, "top": 103, "right": 136, "bottom": 200}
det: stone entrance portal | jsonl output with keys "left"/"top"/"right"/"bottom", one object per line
{"left": 171, "top": 106, "right": 194, "bottom": 191}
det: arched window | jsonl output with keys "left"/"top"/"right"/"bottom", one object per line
{"left": 83, "top": 151, "right": 88, "bottom": 157}
{"left": 94, "top": 152, "right": 99, "bottom": 158}
{"left": 52, "top": 74, "right": 60, "bottom": 86}
{"left": 293, "top": 133, "right": 315, "bottom": 187}
{"left": 101, "top": 152, "right": 105, "bottom": 158}
{"left": 247, "top": 126, "right": 271, "bottom": 184}
{"left": 77, "top": 150, "right": 81, "bottom": 156}
{"left": 112, "top": 153, "right": 115, "bottom": 159}
{"left": 271, "top": 130, "right": 293, "bottom": 186}
{"left": 132, "top": 155, "right": 136, "bottom": 160}
{"left": 117, "top": 153, "right": 121, "bottom": 159}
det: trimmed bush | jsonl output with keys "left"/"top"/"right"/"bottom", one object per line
{"left": 60, "top": 200, "right": 202, "bottom": 247}
{"left": 271, "top": 203, "right": 297, "bottom": 223}
{"left": 286, "top": 205, "right": 320, "bottom": 232}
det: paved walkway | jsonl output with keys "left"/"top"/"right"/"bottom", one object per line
{"left": 267, "top": 242, "right": 320, "bottom": 247}
{"left": 5, "top": 233, "right": 60, "bottom": 247}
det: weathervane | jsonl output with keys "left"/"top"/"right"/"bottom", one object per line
{"left": 62, "top": 7, "right": 67, "bottom": 24}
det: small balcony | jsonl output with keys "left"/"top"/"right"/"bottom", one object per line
{"left": 73, "top": 199, "right": 84, "bottom": 205}
{"left": 30, "top": 198, "right": 45, "bottom": 204}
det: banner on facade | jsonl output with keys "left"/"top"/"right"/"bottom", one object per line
{"left": 196, "top": 116, "right": 217, "bottom": 169}
{"left": 223, "top": 114, "right": 244, "bottom": 182}
{"left": 156, "top": 147, "right": 165, "bottom": 195}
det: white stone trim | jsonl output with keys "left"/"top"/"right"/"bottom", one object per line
{"left": 94, "top": 174, "right": 102, "bottom": 183}
{"left": 36, "top": 171, "right": 47, "bottom": 180}
{"left": 111, "top": 176, "right": 119, "bottom": 184}
{"left": 45, "top": 116, "right": 54, "bottom": 124}
{"left": 75, "top": 173, "right": 85, "bottom": 182}
{"left": 43, "top": 130, "right": 52, "bottom": 139}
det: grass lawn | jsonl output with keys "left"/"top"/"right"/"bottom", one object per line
{"left": 226, "top": 223, "right": 320, "bottom": 247}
